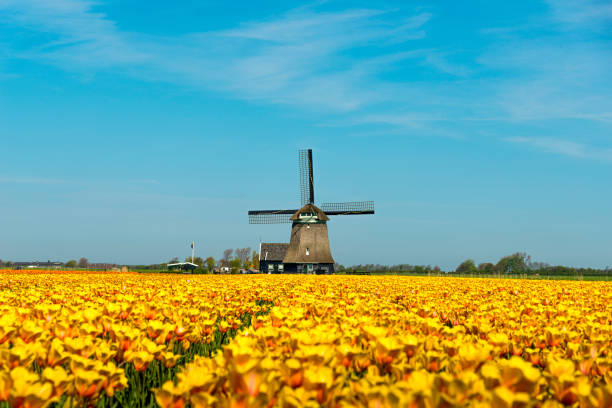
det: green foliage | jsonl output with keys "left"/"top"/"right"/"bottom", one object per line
{"left": 496, "top": 252, "right": 529, "bottom": 274}
{"left": 65, "top": 260, "right": 77, "bottom": 268}
{"left": 340, "top": 253, "right": 610, "bottom": 280}
{"left": 229, "top": 258, "right": 241, "bottom": 274}
{"left": 477, "top": 262, "right": 496, "bottom": 274}
{"left": 184, "top": 256, "right": 203, "bottom": 267}
{"left": 455, "top": 259, "right": 477, "bottom": 274}
{"left": 251, "top": 251, "right": 259, "bottom": 270}
{"left": 205, "top": 257, "right": 215, "bottom": 273}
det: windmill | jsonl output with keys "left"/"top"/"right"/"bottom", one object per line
{"left": 248, "top": 149, "right": 374, "bottom": 274}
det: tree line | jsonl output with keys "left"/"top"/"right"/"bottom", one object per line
{"left": 453, "top": 252, "right": 611, "bottom": 277}
{"left": 1, "top": 258, "right": 91, "bottom": 268}
{"left": 336, "top": 264, "right": 442, "bottom": 274}
{"left": 338, "top": 253, "right": 610, "bottom": 277}
{"left": 4, "top": 251, "right": 609, "bottom": 278}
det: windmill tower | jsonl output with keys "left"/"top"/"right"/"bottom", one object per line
{"left": 248, "top": 149, "right": 374, "bottom": 274}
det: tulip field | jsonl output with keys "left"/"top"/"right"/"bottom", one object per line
{"left": 0, "top": 272, "right": 610, "bottom": 408}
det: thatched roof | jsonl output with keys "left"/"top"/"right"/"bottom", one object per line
{"left": 290, "top": 203, "right": 329, "bottom": 221}
{"left": 260, "top": 243, "right": 289, "bottom": 261}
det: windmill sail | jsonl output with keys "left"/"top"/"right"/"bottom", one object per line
{"left": 299, "top": 149, "right": 314, "bottom": 205}
{"left": 320, "top": 201, "right": 374, "bottom": 215}
{"left": 248, "top": 209, "right": 296, "bottom": 224}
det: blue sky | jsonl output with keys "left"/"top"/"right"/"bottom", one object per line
{"left": 1, "top": 0, "right": 611, "bottom": 269}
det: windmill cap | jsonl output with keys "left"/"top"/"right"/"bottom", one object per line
{"left": 290, "top": 204, "right": 329, "bottom": 221}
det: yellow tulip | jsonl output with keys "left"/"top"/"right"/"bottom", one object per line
{"left": 42, "top": 366, "right": 73, "bottom": 397}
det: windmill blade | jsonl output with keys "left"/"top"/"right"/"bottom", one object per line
{"left": 308, "top": 149, "right": 314, "bottom": 204}
{"left": 320, "top": 201, "right": 375, "bottom": 215}
{"left": 299, "top": 149, "right": 314, "bottom": 205}
{"left": 248, "top": 209, "right": 297, "bottom": 224}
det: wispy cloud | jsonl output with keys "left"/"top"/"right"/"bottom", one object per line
{"left": 0, "top": 176, "right": 67, "bottom": 184}
{"left": 0, "top": 0, "right": 148, "bottom": 67}
{"left": 506, "top": 137, "right": 612, "bottom": 160}
{"left": 479, "top": 7, "right": 612, "bottom": 123}
{"left": 545, "top": 0, "right": 612, "bottom": 27}
{"left": 0, "top": 176, "right": 161, "bottom": 186}
{"left": 0, "top": 1, "right": 436, "bottom": 111}
{"left": 1, "top": 0, "right": 611, "bottom": 156}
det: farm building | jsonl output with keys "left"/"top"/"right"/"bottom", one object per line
{"left": 168, "top": 262, "right": 198, "bottom": 272}
{"left": 12, "top": 261, "right": 63, "bottom": 269}
{"left": 259, "top": 243, "right": 289, "bottom": 274}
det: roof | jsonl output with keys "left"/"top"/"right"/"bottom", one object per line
{"left": 260, "top": 243, "right": 289, "bottom": 261}
{"left": 168, "top": 262, "right": 198, "bottom": 268}
{"left": 12, "top": 261, "right": 63, "bottom": 266}
{"left": 290, "top": 203, "right": 329, "bottom": 221}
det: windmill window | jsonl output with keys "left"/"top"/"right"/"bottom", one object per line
{"left": 306, "top": 247, "right": 310, "bottom": 256}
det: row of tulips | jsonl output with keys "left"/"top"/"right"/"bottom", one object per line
{"left": 0, "top": 273, "right": 275, "bottom": 407}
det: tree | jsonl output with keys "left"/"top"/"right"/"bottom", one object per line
{"left": 221, "top": 249, "right": 233, "bottom": 267}
{"left": 251, "top": 251, "right": 259, "bottom": 270}
{"left": 78, "top": 258, "right": 89, "bottom": 268}
{"left": 185, "top": 256, "right": 203, "bottom": 267}
{"left": 169, "top": 257, "right": 179, "bottom": 264}
{"left": 477, "top": 262, "right": 495, "bottom": 275}
{"left": 229, "top": 258, "right": 241, "bottom": 274}
{"left": 66, "top": 260, "right": 77, "bottom": 268}
{"left": 235, "top": 247, "right": 251, "bottom": 268}
{"left": 456, "top": 259, "right": 477, "bottom": 275}
{"left": 205, "top": 257, "right": 215, "bottom": 273}
{"left": 496, "top": 252, "right": 529, "bottom": 274}
{"left": 529, "top": 261, "right": 550, "bottom": 270}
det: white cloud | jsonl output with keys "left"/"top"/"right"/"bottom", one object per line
{"left": 506, "top": 137, "right": 612, "bottom": 160}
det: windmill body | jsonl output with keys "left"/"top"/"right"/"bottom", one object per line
{"left": 283, "top": 203, "right": 334, "bottom": 273}
{"left": 249, "top": 149, "right": 374, "bottom": 274}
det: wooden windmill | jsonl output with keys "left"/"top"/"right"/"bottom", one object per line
{"left": 248, "top": 149, "right": 374, "bottom": 274}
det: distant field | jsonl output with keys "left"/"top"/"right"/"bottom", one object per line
{"left": 0, "top": 271, "right": 610, "bottom": 407}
